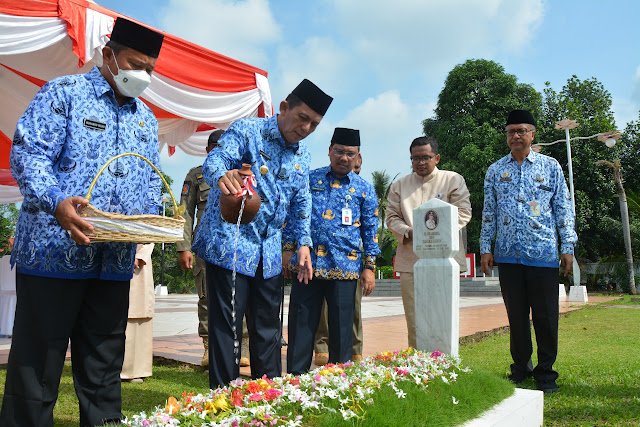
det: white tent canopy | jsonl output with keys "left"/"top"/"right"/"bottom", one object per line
{"left": 0, "top": 0, "right": 273, "bottom": 203}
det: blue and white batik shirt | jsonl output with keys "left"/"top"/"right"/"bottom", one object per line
{"left": 479, "top": 150, "right": 577, "bottom": 268}
{"left": 284, "top": 166, "right": 380, "bottom": 280}
{"left": 192, "top": 115, "right": 312, "bottom": 279}
{"left": 10, "top": 66, "right": 162, "bottom": 280}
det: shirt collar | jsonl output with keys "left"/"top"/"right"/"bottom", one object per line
{"left": 322, "top": 166, "right": 353, "bottom": 183}
{"left": 413, "top": 166, "right": 439, "bottom": 183}
{"left": 87, "top": 66, "right": 137, "bottom": 110}
{"left": 508, "top": 149, "right": 538, "bottom": 164}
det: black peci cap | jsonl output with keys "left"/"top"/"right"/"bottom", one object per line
{"left": 506, "top": 109, "right": 536, "bottom": 127}
{"left": 290, "top": 79, "right": 333, "bottom": 116}
{"left": 331, "top": 127, "right": 360, "bottom": 146}
{"left": 110, "top": 17, "right": 164, "bottom": 58}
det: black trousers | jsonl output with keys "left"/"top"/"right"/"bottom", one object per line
{"left": 498, "top": 263, "right": 559, "bottom": 383}
{"left": 206, "top": 262, "right": 283, "bottom": 388}
{"left": 287, "top": 277, "right": 357, "bottom": 375}
{"left": 0, "top": 273, "right": 130, "bottom": 427}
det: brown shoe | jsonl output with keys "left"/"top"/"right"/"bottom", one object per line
{"left": 352, "top": 354, "right": 363, "bottom": 362}
{"left": 201, "top": 336, "right": 209, "bottom": 367}
{"left": 315, "top": 352, "right": 329, "bottom": 366}
{"left": 239, "top": 336, "right": 250, "bottom": 367}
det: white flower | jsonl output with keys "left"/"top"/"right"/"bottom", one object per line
{"left": 124, "top": 349, "right": 471, "bottom": 426}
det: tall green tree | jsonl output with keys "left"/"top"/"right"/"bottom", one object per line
{"left": 422, "top": 59, "right": 541, "bottom": 254}
{"left": 596, "top": 159, "right": 635, "bottom": 294}
{"left": 371, "top": 170, "right": 397, "bottom": 266}
{"left": 536, "top": 76, "right": 621, "bottom": 261}
{"left": 371, "top": 170, "right": 396, "bottom": 238}
{"left": 0, "top": 203, "right": 19, "bottom": 254}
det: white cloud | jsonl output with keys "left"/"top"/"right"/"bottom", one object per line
{"left": 156, "top": 0, "right": 281, "bottom": 66}
{"left": 612, "top": 97, "right": 639, "bottom": 130}
{"left": 328, "top": 0, "right": 545, "bottom": 82}
{"left": 610, "top": 65, "right": 640, "bottom": 128}
{"left": 270, "top": 37, "right": 352, "bottom": 103}
{"left": 632, "top": 65, "right": 640, "bottom": 104}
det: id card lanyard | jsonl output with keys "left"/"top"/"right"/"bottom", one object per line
{"left": 342, "top": 194, "right": 352, "bottom": 225}
{"left": 530, "top": 186, "right": 540, "bottom": 217}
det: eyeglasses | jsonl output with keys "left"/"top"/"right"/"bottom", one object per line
{"left": 506, "top": 128, "right": 534, "bottom": 137}
{"left": 332, "top": 149, "right": 359, "bottom": 159}
{"left": 410, "top": 155, "right": 435, "bottom": 164}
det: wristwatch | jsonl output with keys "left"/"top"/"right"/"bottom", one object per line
{"left": 364, "top": 264, "right": 375, "bottom": 272}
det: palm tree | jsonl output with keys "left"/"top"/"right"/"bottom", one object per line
{"left": 596, "top": 159, "right": 636, "bottom": 294}
{"left": 371, "top": 170, "right": 398, "bottom": 246}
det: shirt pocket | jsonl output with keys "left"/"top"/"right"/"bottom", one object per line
{"left": 535, "top": 184, "right": 554, "bottom": 212}
{"left": 198, "top": 182, "right": 210, "bottom": 203}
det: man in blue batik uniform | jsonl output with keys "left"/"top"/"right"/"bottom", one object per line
{"left": 480, "top": 110, "right": 577, "bottom": 394}
{"left": 192, "top": 79, "right": 333, "bottom": 388}
{"left": 285, "top": 128, "right": 380, "bottom": 375}
{"left": 0, "top": 18, "right": 164, "bottom": 427}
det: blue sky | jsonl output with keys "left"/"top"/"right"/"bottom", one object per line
{"left": 98, "top": 0, "right": 640, "bottom": 198}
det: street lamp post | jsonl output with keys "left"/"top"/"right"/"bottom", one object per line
{"left": 533, "top": 120, "right": 621, "bottom": 301}
{"left": 556, "top": 119, "right": 581, "bottom": 290}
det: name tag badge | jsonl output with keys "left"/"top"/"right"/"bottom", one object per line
{"left": 530, "top": 200, "right": 541, "bottom": 216}
{"left": 259, "top": 150, "right": 271, "bottom": 161}
{"left": 83, "top": 119, "right": 106, "bottom": 131}
{"left": 342, "top": 208, "right": 352, "bottom": 225}
{"left": 311, "top": 186, "right": 324, "bottom": 191}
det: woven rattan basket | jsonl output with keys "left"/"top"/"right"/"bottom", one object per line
{"left": 77, "top": 153, "right": 185, "bottom": 243}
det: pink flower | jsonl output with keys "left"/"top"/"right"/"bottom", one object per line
{"left": 249, "top": 393, "right": 263, "bottom": 401}
{"left": 142, "top": 421, "right": 150, "bottom": 426}
{"left": 431, "top": 350, "right": 443, "bottom": 358}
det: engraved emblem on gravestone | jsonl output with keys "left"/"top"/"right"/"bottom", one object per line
{"left": 425, "top": 209, "right": 439, "bottom": 230}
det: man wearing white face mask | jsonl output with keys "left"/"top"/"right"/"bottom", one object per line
{"left": 1, "top": 18, "right": 164, "bottom": 427}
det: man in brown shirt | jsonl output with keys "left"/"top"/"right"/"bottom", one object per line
{"left": 386, "top": 136, "right": 471, "bottom": 349}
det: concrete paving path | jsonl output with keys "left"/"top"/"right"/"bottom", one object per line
{"left": 0, "top": 294, "right": 616, "bottom": 378}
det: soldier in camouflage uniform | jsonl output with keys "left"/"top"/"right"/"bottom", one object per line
{"left": 177, "top": 130, "right": 247, "bottom": 367}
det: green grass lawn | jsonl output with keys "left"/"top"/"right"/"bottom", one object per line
{"left": 304, "top": 367, "right": 513, "bottom": 426}
{"left": 460, "top": 300, "right": 640, "bottom": 426}
{"left": 2, "top": 299, "right": 640, "bottom": 425}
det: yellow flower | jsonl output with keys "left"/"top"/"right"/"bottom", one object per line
{"left": 204, "top": 395, "right": 230, "bottom": 415}
{"left": 213, "top": 395, "right": 230, "bottom": 412}
{"left": 204, "top": 400, "right": 216, "bottom": 414}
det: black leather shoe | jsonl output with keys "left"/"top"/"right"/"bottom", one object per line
{"left": 537, "top": 381, "right": 559, "bottom": 393}
{"left": 508, "top": 373, "right": 530, "bottom": 385}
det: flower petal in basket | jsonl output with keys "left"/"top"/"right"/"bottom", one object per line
{"left": 79, "top": 152, "right": 186, "bottom": 244}
{"left": 78, "top": 204, "right": 185, "bottom": 244}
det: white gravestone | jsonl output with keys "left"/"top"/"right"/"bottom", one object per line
{"left": 413, "top": 199, "right": 460, "bottom": 357}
